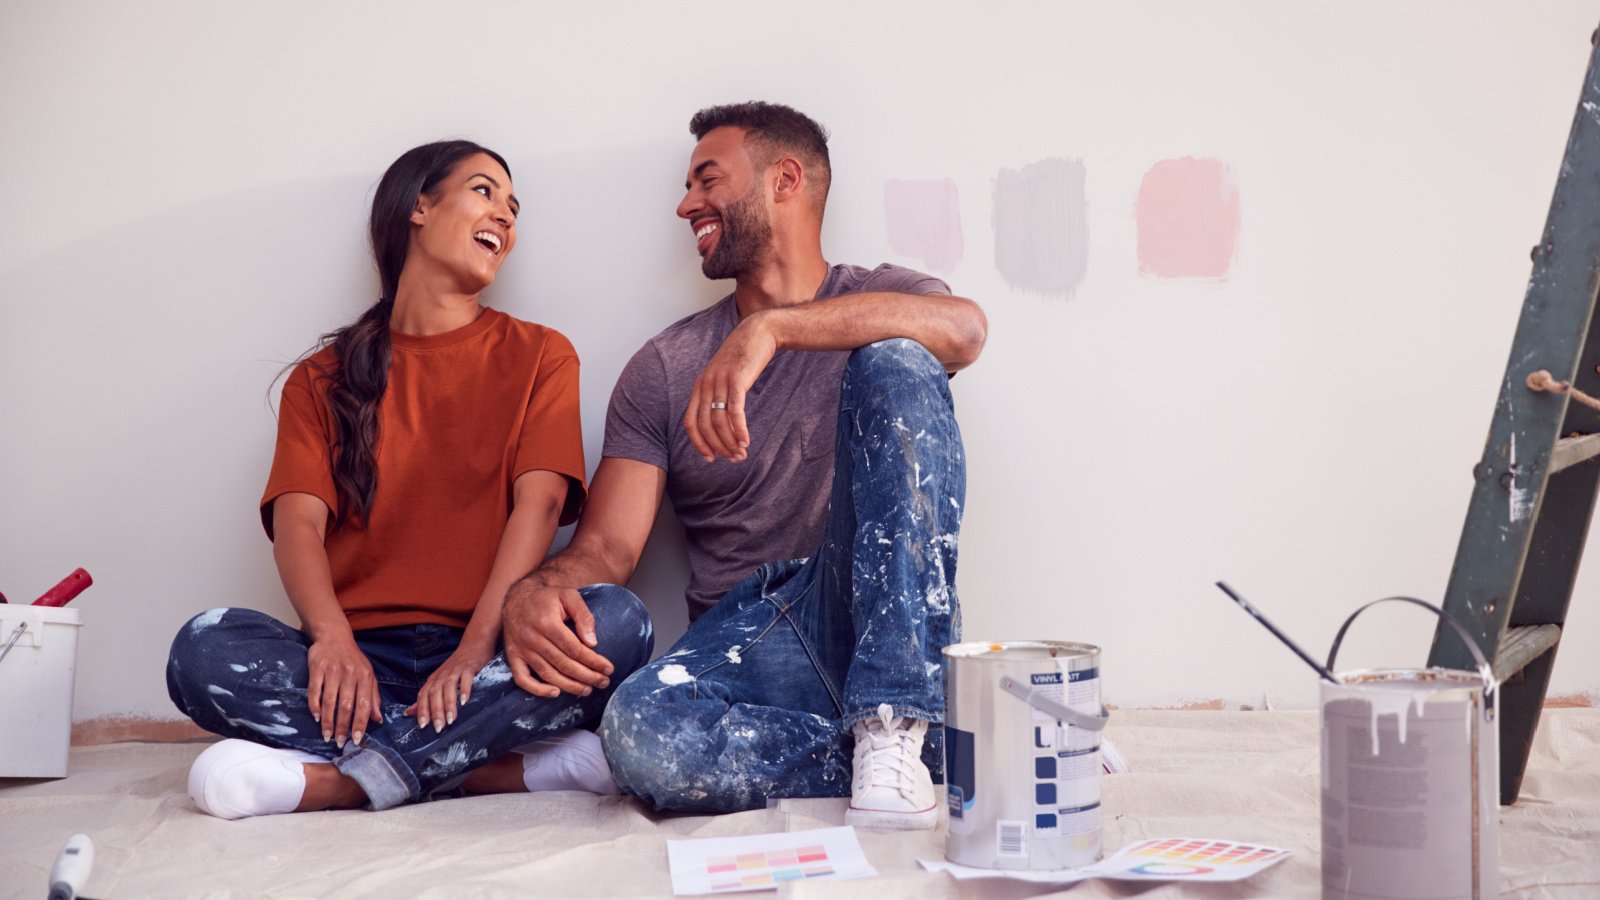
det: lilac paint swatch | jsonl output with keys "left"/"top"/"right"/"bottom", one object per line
{"left": 1135, "top": 157, "right": 1241, "bottom": 280}
{"left": 884, "top": 179, "right": 963, "bottom": 274}
{"left": 992, "top": 158, "right": 1089, "bottom": 297}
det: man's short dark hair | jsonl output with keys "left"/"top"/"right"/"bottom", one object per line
{"left": 689, "top": 101, "right": 831, "bottom": 209}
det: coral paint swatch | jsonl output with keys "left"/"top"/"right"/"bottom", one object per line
{"left": 884, "top": 178, "right": 963, "bottom": 273}
{"left": 992, "top": 158, "right": 1089, "bottom": 297}
{"left": 1135, "top": 158, "right": 1240, "bottom": 280}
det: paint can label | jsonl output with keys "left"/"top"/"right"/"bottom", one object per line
{"left": 1027, "top": 668, "right": 1102, "bottom": 844}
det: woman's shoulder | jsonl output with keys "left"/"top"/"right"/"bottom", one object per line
{"left": 492, "top": 309, "right": 578, "bottom": 360}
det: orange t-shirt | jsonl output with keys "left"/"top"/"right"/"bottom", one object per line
{"left": 261, "top": 308, "right": 586, "bottom": 631}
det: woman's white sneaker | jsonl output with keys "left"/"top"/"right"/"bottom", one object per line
{"left": 846, "top": 703, "right": 937, "bottom": 830}
{"left": 188, "top": 739, "right": 326, "bottom": 820}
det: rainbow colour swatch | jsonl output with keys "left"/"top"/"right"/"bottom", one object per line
{"left": 1117, "top": 838, "right": 1287, "bottom": 876}
{"left": 704, "top": 845, "right": 834, "bottom": 891}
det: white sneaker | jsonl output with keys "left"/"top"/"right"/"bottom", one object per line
{"left": 846, "top": 703, "right": 936, "bottom": 830}
{"left": 516, "top": 729, "right": 619, "bottom": 795}
{"left": 188, "top": 739, "right": 326, "bottom": 820}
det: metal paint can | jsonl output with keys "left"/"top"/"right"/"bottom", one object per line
{"left": 1320, "top": 600, "right": 1499, "bottom": 900}
{"left": 942, "top": 641, "right": 1110, "bottom": 870}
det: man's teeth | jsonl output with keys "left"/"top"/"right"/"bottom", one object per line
{"left": 695, "top": 223, "right": 719, "bottom": 240}
{"left": 474, "top": 231, "right": 502, "bottom": 253}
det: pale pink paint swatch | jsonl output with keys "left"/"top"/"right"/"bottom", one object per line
{"left": 1135, "top": 158, "right": 1240, "bottom": 280}
{"left": 884, "top": 178, "right": 963, "bottom": 274}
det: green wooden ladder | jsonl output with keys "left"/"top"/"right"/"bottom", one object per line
{"left": 1429, "top": 24, "right": 1600, "bottom": 805}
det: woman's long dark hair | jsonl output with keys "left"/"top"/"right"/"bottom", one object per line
{"left": 309, "top": 140, "right": 511, "bottom": 531}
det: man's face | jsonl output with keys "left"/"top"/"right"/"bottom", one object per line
{"left": 676, "top": 126, "right": 772, "bottom": 280}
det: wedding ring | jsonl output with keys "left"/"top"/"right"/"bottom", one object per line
{"left": 710, "top": 401, "right": 728, "bottom": 410}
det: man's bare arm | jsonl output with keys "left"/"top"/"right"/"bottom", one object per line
{"left": 687, "top": 291, "right": 987, "bottom": 461}
{"left": 501, "top": 457, "right": 667, "bottom": 697}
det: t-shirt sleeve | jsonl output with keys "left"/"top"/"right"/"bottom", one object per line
{"left": 513, "top": 330, "right": 588, "bottom": 526}
{"left": 602, "top": 341, "right": 672, "bottom": 471}
{"left": 864, "top": 263, "right": 951, "bottom": 297}
{"left": 260, "top": 361, "right": 339, "bottom": 540}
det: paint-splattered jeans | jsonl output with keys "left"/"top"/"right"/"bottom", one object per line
{"left": 601, "top": 339, "right": 965, "bottom": 813}
{"left": 165, "top": 585, "right": 651, "bottom": 810}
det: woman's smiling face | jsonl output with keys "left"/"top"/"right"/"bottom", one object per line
{"left": 407, "top": 152, "right": 520, "bottom": 293}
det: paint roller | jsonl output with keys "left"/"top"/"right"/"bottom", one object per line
{"left": 47, "top": 833, "right": 96, "bottom": 900}
{"left": 33, "top": 569, "right": 93, "bottom": 608}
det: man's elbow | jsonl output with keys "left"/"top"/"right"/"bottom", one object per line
{"left": 943, "top": 297, "right": 988, "bottom": 371}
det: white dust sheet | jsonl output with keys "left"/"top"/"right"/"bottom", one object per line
{"left": 2, "top": 709, "right": 1597, "bottom": 899}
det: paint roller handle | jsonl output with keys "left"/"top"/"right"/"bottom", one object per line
{"left": 998, "top": 675, "right": 1110, "bottom": 732}
{"left": 47, "top": 832, "right": 94, "bottom": 900}
{"left": 33, "top": 568, "right": 92, "bottom": 608}
{"left": 1324, "top": 596, "right": 1497, "bottom": 712}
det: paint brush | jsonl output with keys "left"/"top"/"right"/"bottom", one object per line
{"left": 1215, "top": 581, "right": 1340, "bottom": 684}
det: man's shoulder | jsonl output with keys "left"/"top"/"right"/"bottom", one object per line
{"left": 824, "top": 262, "right": 949, "bottom": 297}
{"left": 639, "top": 295, "right": 736, "bottom": 354}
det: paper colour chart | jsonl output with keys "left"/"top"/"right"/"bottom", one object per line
{"left": 667, "top": 826, "right": 877, "bottom": 895}
{"left": 1115, "top": 838, "right": 1288, "bottom": 876}
{"left": 704, "top": 845, "right": 833, "bottom": 891}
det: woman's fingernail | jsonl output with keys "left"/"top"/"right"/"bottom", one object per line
{"left": 322, "top": 731, "right": 332, "bottom": 743}
{"left": 352, "top": 732, "right": 364, "bottom": 746}
{"left": 434, "top": 720, "right": 444, "bottom": 733}
{"left": 446, "top": 712, "right": 455, "bottom": 726}
{"left": 418, "top": 717, "right": 428, "bottom": 729}
{"left": 311, "top": 711, "right": 320, "bottom": 723}
{"left": 335, "top": 737, "right": 346, "bottom": 749}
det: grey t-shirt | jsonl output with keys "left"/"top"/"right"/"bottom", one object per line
{"left": 603, "top": 263, "right": 950, "bottom": 618}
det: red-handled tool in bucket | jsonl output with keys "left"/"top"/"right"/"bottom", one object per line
{"left": 31, "top": 569, "right": 93, "bottom": 608}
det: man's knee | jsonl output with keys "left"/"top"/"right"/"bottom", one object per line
{"left": 599, "top": 668, "right": 671, "bottom": 802}
{"left": 599, "top": 664, "right": 715, "bottom": 808}
{"left": 578, "top": 584, "right": 654, "bottom": 676}
{"left": 843, "top": 339, "right": 949, "bottom": 412}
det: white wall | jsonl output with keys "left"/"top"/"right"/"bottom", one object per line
{"left": 3, "top": 0, "right": 1599, "bottom": 724}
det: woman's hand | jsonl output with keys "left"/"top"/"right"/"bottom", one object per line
{"left": 407, "top": 638, "right": 496, "bottom": 732}
{"left": 305, "top": 634, "right": 383, "bottom": 748}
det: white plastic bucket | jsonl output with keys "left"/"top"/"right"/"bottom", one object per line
{"left": 1320, "top": 598, "right": 1498, "bottom": 900}
{"left": 0, "top": 605, "right": 83, "bottom": 778}
{"left": 943, "top": 641, "right": 1110, "bottom": 870}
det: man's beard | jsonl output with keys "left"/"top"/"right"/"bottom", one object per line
{"left": 701, "top": 187, "right": 771, "bottom": 280}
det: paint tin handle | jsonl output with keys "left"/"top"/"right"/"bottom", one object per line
{"left": 1325, "top": 596, "right": 1496, "bottom": 718}
{"left": 998, "top": 675, "right": 1110, "bottom": 732}
{"left": 0, "top": 622, "right": 28, "bottom": 667}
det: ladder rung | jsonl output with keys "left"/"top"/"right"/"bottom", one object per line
{"left": 1551, "top": 433, "right": 1600, "bottom": 473}
{"left": 1492, "top": 624, "right": 1563, "bottom": 682}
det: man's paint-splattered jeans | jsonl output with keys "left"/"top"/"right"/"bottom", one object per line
{"left": 601, "top": 339, "right": 966, "bottom": 813}
{"left": 165, "top": 585, "right": 651, "bottom": 810}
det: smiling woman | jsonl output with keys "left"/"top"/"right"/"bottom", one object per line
{"left": 160, "top": 141, "right": 654, "bottom": 819}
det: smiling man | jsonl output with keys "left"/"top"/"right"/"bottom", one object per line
{"left": 500, "top": 101, "right": 986, "bottom": 829}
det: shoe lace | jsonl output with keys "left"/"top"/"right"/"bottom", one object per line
{"left": 859, "top": 704, "right": 921, "bottom": 793}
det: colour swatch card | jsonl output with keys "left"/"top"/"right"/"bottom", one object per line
{"left": 920, "top": 837, "right": 1291, "bottom": 884}
{"left": 667, "top": 826, "right": 877, "bottom": 894}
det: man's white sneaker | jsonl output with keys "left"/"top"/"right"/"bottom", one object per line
{"left": 188, "top": 739, "right": 326, "bottom": 820}
{"left": 516, "top": 729, "right": 619, "bottom": 795}
{"left": 846, "top": 703, "right": 937, "bottom": 830}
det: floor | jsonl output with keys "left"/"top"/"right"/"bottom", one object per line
{"left": 2, "top": 709, "right": 1598, "bottom": 899}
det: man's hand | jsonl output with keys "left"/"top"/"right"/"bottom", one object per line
{"left": 502, "top": 578, "right": 615, "bottom": 698}
{"left": 305, "top": 634, "right": 383, "bottom": 748}
{"left": 684, "top": 315, "right": 778, "bottom": 462}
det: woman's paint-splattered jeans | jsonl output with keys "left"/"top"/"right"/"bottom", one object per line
{"left": 165, "top": 585, "right": 652, "bottom": 810}
{"left": 601, "top": 339, "right": 967, "bottom": 813}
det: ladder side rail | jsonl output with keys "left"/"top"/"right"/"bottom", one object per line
{"left": 1430, "top": 34, "right": 1600, "bottom": 672}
